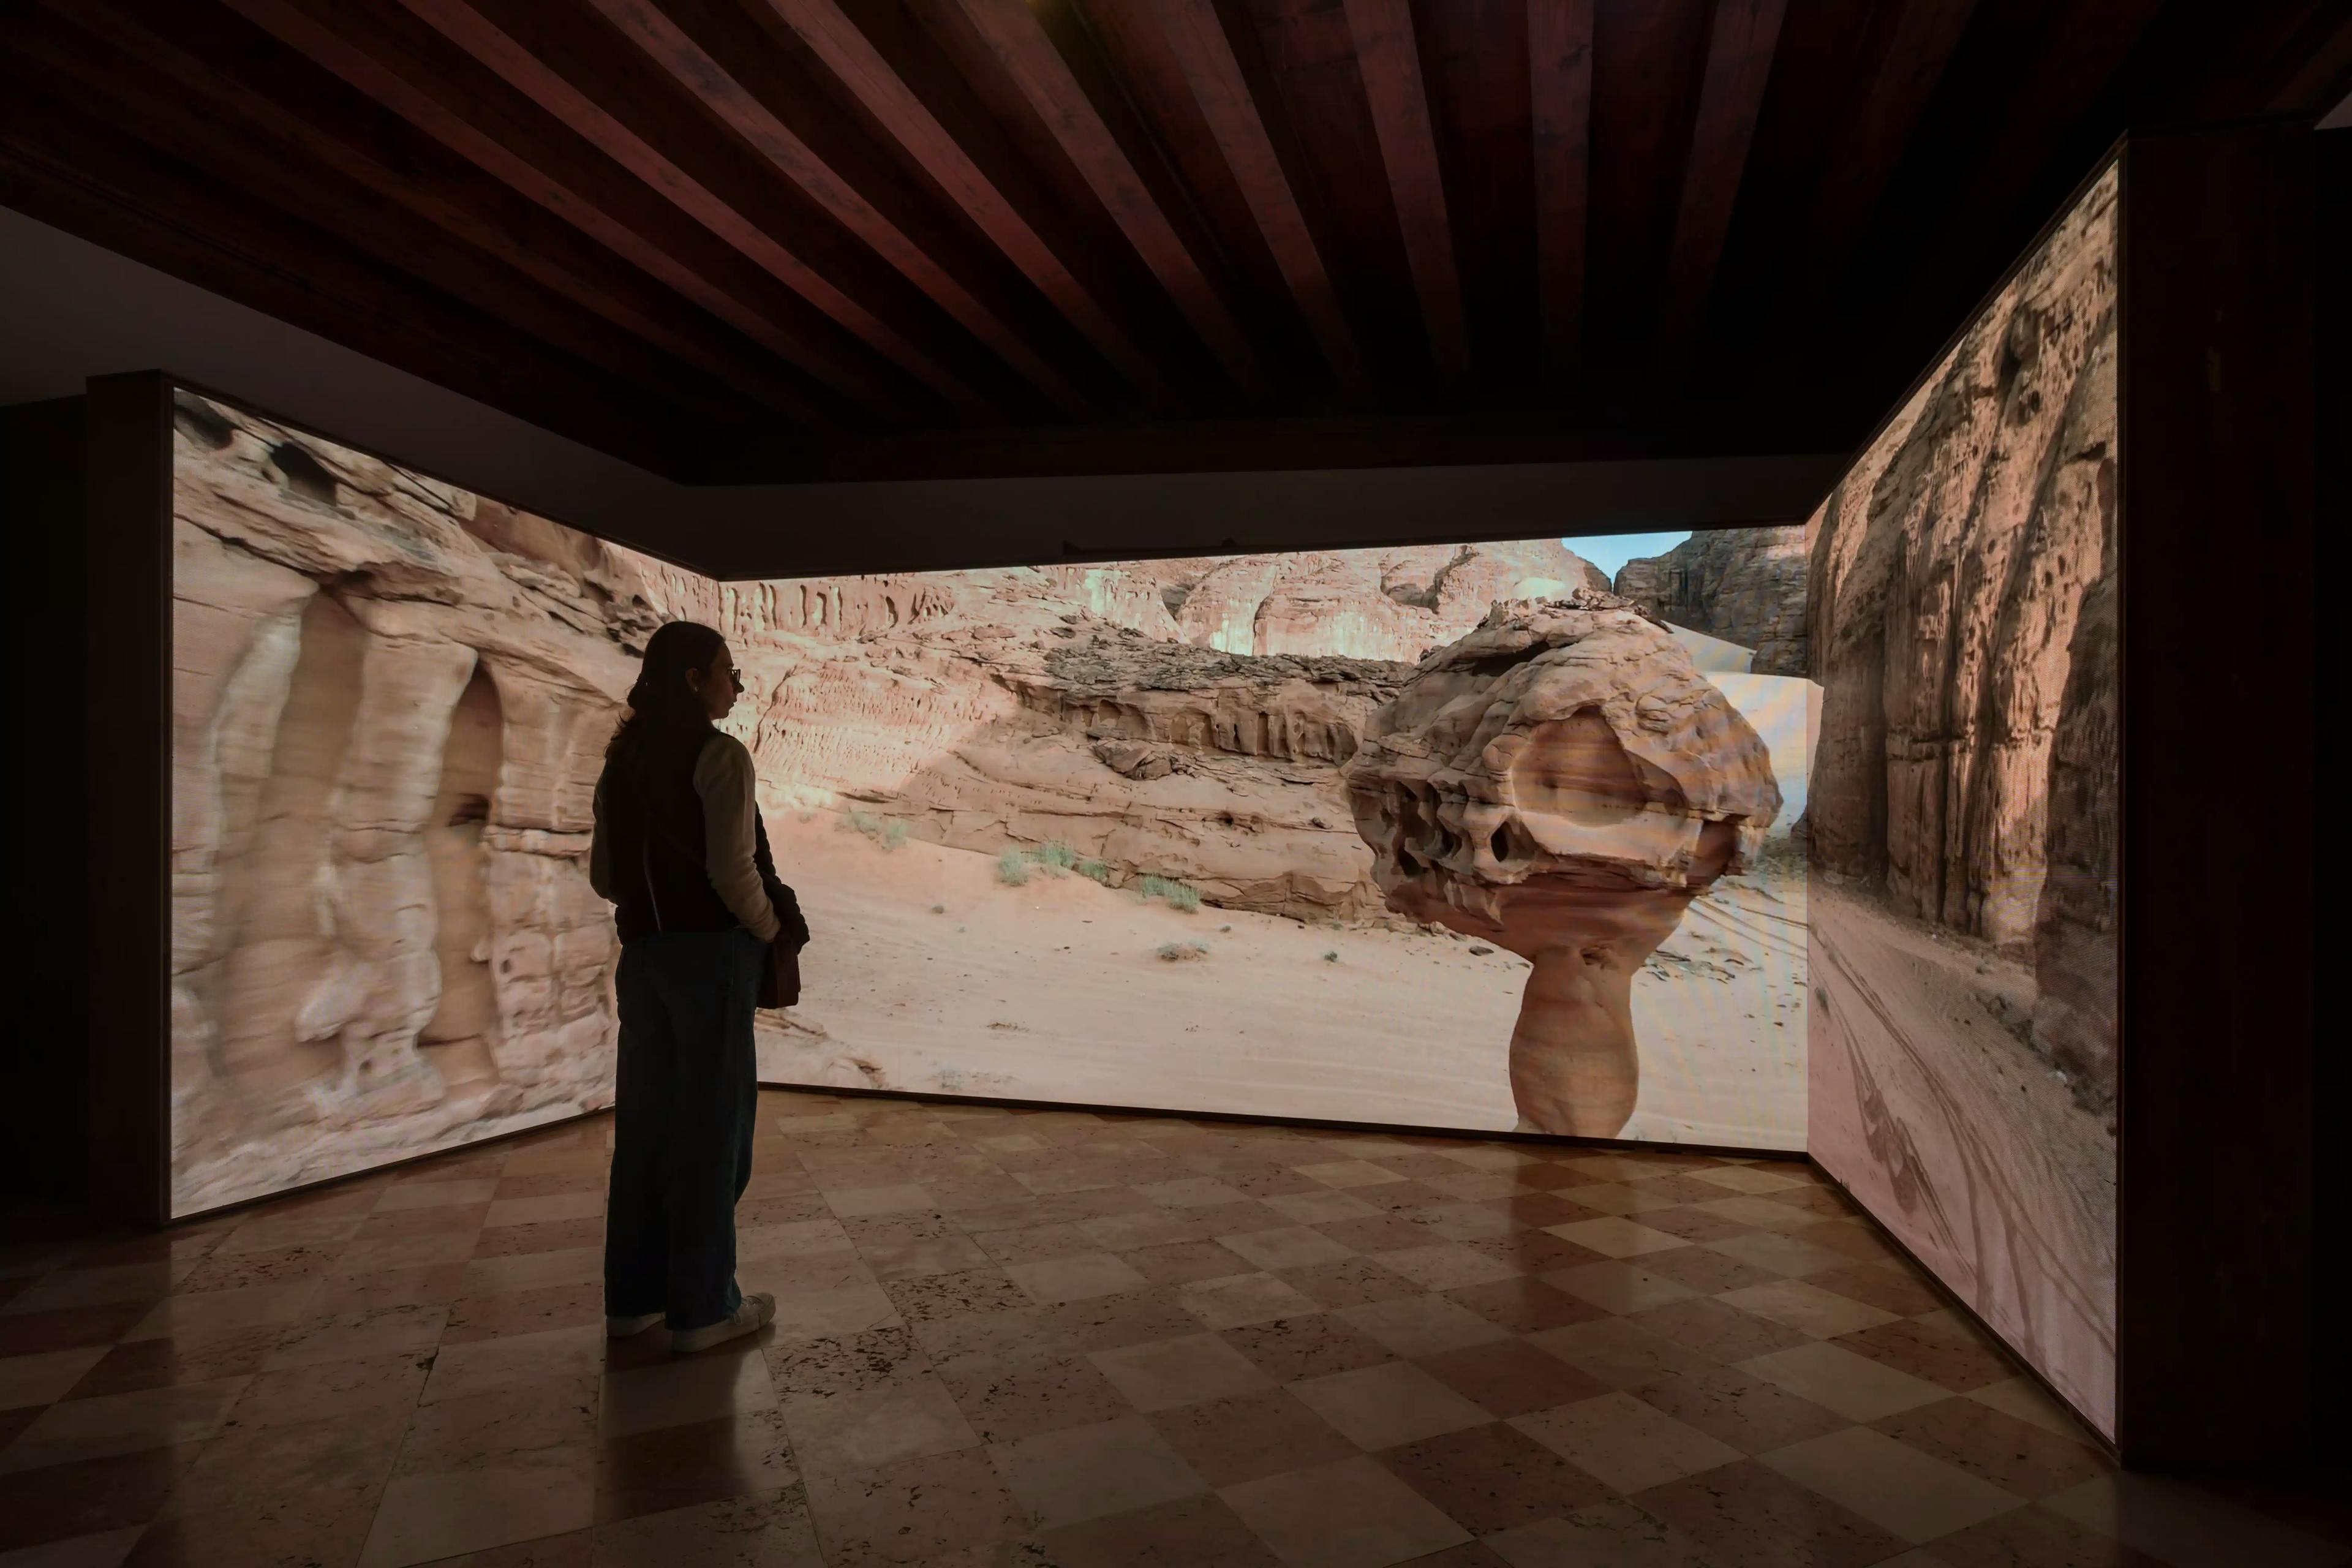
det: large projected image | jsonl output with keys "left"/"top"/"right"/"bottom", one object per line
{"left": 167, "top": 394, "right": 687, "bottom": 1215}
{"left": 745, "top": 535, "right": 1812, "bottom": 1148}
{"left": 1806, "top": 167, "right": 2119, "bottom": 1434}
{"left": 169, "top": 386, "right": 1812, "bottom": 1213}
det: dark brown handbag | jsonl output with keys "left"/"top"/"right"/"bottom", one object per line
{"left": 758, "top": 939, "right": 803, "bottom": 1010}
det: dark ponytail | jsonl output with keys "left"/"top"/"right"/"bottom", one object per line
{"left": 606, "top": 620, "right": 728, "bottom": 766}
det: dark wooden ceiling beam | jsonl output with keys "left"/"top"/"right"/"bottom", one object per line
{"left": 1894, "top": 0, "right": 2163, "bottom": 352}
{"left": 1801, "top": 0, "right": 1979, "bottom": 292}
{"left": 198, "top": 0, "right": 895, "bottom": 422}
{"left": 1527, "top": 0, "right": 1593, "bottom": 394}
{"left": 927, "top": 0, "right": 1256, "bottom": 385}
{"left": 1126, "top": 0, "right": 1364, "bottom": 386}
{"left": 1654, "top": 0, "right": 1789, "bottom": 371}
{"left": 392, "top": 0, "right": 981, "bottom": 409}
{"left": 1343, "top": 0, "right": 1472, "bottom": 398}
{"left": 197, "top": 0, "right": 908, "bottom": 423}
{"left": 0, "top": 85, "right": 707, "bottom": 477}
{"left": 758, "top": 0, "right": 1160, "bottom": 396}
{"left": 3, "top": 13, "right": 763, "bottom": 437}
{"left": 586, "top": 0, "right": 1084, "bottom": 413}
{"left": 50, "top": 0, "right": 852, "bottom": 429}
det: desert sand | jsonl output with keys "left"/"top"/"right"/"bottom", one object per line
{"left": 1809, "top": 881, "right": 2115, "bottom": 1432}
{"left": 755, "top": 809, "right": 1806, "bottom": 1148}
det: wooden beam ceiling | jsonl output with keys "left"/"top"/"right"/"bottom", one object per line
{"left": 2, "top": 0, "right": 2342, "bottom": 485}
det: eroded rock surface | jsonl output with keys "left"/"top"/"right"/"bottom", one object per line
{"left": 1803, "top": 167, "right": 2118, "bottom": 1438}
{"left": 1613, "top": 526, "right": 1809, "bottom": 676}
{"left": 712, "top": 542, "right": 1611, "bottom": 921}
{"left": 170, "top": 394, "right": 696, "bottom": 1212}
{"left": 1344, "top": 594, "right": 1782, "bottom": 1135}
{"left": 1806, "top": 165, "right": 2119, "bottom": 1111}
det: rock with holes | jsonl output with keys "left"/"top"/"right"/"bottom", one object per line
{"left": 1343, "top": 592, "right": 1782, "bottom": 1136}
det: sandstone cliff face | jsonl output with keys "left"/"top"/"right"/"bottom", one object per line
{"left": 737, "top": 612, "right": 1408, "bottom": 922}
{"left": 722, "top": 541, "right": 1608, "bottom": 921}
{"left": 1166, "top": 541, "right": 1608, "bottom": 661}
{"left": 1806, "top": 164, "right": 2117, "bottom": 1050}
{"left": 1803, "top": 167, "right": 2119, "bottom": 1436}
{"left": 170, "top": 393, "right": 686, "bottom": 1213}
{"left": 1613, "top": 526, "right": 1809, "bottom": 676}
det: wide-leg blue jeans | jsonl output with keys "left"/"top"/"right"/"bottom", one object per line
{"left": 603, "top": 927, "right": 761, "bottom": 1332}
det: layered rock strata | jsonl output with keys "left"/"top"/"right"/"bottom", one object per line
{"left": 1613, "top": 526, "right": 1809, "bottom": 675}
{"left": 1806, "top": 164, "right": 2119, "bottom": 1108}
{"left": 170, "top": 394, "right": 692, "bottom": 1212}
{"left": 747, "top": 616, "right": 1409, "bottom": 921}
{"left": 1344, "top": 594, "right": 1782, "bottom": 1136}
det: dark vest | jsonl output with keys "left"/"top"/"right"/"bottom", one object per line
{"left": 598, "top": 726, "right": 788, "bottom": 944}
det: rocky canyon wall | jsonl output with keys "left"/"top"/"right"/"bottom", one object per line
{"left": 1804, "top": 165, "right": 2120, "bottom": 1436}
{"left": 1806, "top": 166, "right": 2119, "bottom": 1072}
{"left": 1613, "top": 527, "right": 1809, "bottom": 676}
{"left": 170, "top": 392, "right": 692, "bottom": 1213}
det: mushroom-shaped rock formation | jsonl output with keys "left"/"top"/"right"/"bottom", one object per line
{"left": 1343, "top": 592, "right": 1782, "bottom": 1137}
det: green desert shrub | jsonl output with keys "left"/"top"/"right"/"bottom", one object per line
{"left": 1322, "top": 950, "right": 1340, "bottom": 963}
{"left": 841, "top": 809, "right": 908, "bottom": 850}
{"left": 1155, "top": 941, "right": 1210, "bottom": 962}
{"left": 997, "top": 849, "right": 1031, "bottom": 887}
{"left": 1134, "top": 874, "right": 1203, "bottom": 913}
{"left": 1033, "top": 840, "right": 1078, "bottom": 871}
{"left": 1076, "top": 859, "right": 1112, "bottom": 884}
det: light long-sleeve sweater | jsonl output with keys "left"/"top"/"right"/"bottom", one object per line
{"left": 590, "top": 732, "right": 780, "bottom": 943}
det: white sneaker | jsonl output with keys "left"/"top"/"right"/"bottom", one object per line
{"left": 606, "top": 1311, "right": 663, "bottom": 1338}
{"left": 670, "top": 1292, "right": 775, "bottom": 1354}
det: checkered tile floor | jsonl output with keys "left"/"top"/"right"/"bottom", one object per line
{"left": 2, "top": 1090, "right": 2345, "bottom": 1567}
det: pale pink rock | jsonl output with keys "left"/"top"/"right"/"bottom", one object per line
{"left": 1344, "top": 594, "right": 1781, "bottom": 1136}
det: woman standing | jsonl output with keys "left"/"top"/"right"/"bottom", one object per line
{"left": 590, "top": 621, "right": 807, "bottom": 1352}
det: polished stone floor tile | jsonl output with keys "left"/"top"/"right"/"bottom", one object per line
{"left": 1438, "top": 1278, "right": 1607, "bottom": 1336}
{"left": 7, "top": 1088, "right": 2342, "bottom": 1567}
{"left": 780, "top": 1373, "right": 976, "bottom": 1474}
{"left": 1177, "top": 1272, "right": 1321, "bottom": 1330}
{"left": 589, "top": 1485, "right": 824, "bottom": 1566}
{"left": 1632, "top": 1458, "right": 1909, "bottom": 1568}
{"left": 1626, "top": 1296, "right": 1813, "bottom": 1364}
{"left": 600, "top": 1348, "right": 777, "bottom": 1441}
{"left": 1028, "top": 1490, "right": 1284, "bottom": 1567}
{"left": 1144, "top": 1387, "right": 1360, "bottom": 1488}
{"left": 1509, "top": 1391, "right": 1740, "bottom": 1493}
{"left": 1219, "top": 1453, "right": 1471, "bottom": 1568}
{"left": 1411, "top": 1337, "right": 1610, "bottom": 1419}
{"left": 1335, "top": 1295, "right": 1510, "bottom": 1360}
{"left": 592, "top": 1407, "right": 799, "bottom": 1525}
{"left": 358, "top": 1461, "right": 595, "bottom": 1568}
{"left": 1622, "top": 1362, "right": 1851, "bottom": 1455}
{"left": 932, "top": 1349, "right": 1130, "bottom": 1444}
{"left": 0, "top": 1376, "right": 249, "bottom": 1474}
{"left": 1872, "top": 1395, "right": 2114, "bottom": 1499}
{"left": 1738, "top": 1341, "right": 1949, "bottom": 1423}
{"left": 1374, "top": 1420, "right": 1613, "bottom": 1535}
{"left": 1482, "top": 1499, "right": 1714, "bottom": 1568}
{"left": 1757, "top": 1425, "right": 2021, "bottom": 1542}
{"left": 1544, "top": 1260, "right": 1700, "bottom": 1316}
{"left": 1286, "top": 1363, "right": 1491, "bottom": 1452}
{"left": 1715, "top": 1278, "right": 1901, "bottom": 1340}
{"left": 1219, "top": 1314, "right": 1397, "bottom": 1383}
{"left": 987, "top": 1414, "right": 1205, "bottom": 1529}
{"left": 1089, "top": 1331, "right": 1269, "bottom": 1412}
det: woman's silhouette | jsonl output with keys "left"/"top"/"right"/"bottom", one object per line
{"left": 590, "top": 621, "right": 807, "bottom": 1352}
